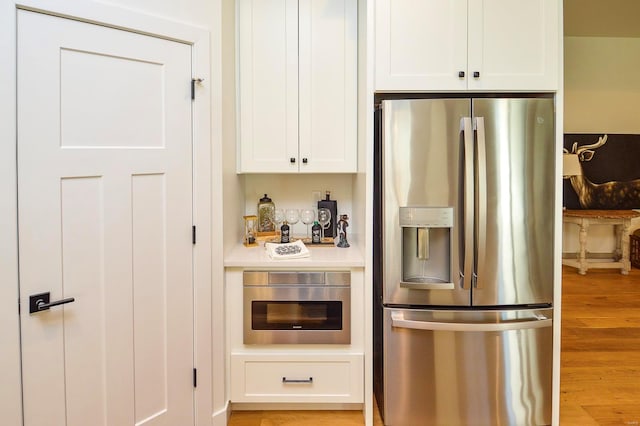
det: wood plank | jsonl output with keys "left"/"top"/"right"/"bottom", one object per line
{"left": 559, "top": 404, "right": 600, "bottom": 426}
{"left": 581, "top": 405, "right": 640, "bottom": 426}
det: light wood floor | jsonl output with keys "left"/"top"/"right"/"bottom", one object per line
{"left": 560, "top": 265, "right": 640, "bottom": 425}
{"left": 228, "top": 266, "right": 640, "bottom": 426}
{"left": 227, "top": 407, "right": 383, "bottom": 426}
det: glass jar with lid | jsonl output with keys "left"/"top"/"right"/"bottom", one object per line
{"left": 257, "top": 194, "right": 275, "bottom": 233}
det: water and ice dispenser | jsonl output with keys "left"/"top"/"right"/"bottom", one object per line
{"left": 399, "top": 207, "right": 454, "bottom": 289}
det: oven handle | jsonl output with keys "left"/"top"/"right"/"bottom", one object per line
{"left": 282, "top": 377, "right": 313, "bottom": 384}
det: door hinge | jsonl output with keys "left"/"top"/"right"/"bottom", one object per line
{"left": 193, "top": 368, "right": 197, "bottom": 388}
{"left": 191, "top": 78, "right": 204, "bottom": 100}
{"left": 17, "top": 298, "right": 20, "bottom": 315}
{"left": 192, "top": 225, "right": 196, "bottom": 244}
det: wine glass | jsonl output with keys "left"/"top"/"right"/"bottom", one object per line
{"left": 317, "top": 208, "right": 331, "bottom": 240}
{"left": 285, "top": 209, "right": 300, "bottom": 238}
{"left": 273, "top": 208, "right": 285, "bottom": 238}
{"left": 300, "top": 209, "right": 315, "bottom": 240}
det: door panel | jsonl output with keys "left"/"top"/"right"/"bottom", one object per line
{"left": 18, "top": 10, "right": 193, "bottom": 425}
{"left": 238, "top": 0, "right": 299, "bottom": 172}
{"left": 383, "top": 308, "right": 553, "bottom": 426}
{"left": 381, "top": 99, "right": 471, "bottom": 306}
{"left": 298, "top": 0, "right": 357, "bottom": 172}
{"left": 467, "top": 0, "right": 559, "bottom": 90}
{"left": 374, "top": 0, "right": 467, "bottom": 91}
{"left": 472, "top": 98, "right": 555, "bottom": 306}
{"left": 60, "top": 48, "right": 164, "bottom": 148}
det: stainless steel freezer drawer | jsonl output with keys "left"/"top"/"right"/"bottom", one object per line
{"left": 382, "top": 308, "right": 553, "bottom": 426}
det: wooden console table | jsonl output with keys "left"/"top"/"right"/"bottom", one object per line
{"left": 563, "top": 209, "right": 640, "bottom": 275}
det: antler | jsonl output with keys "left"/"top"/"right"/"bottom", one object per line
{"left": 574, "top": 134, "right": 608, "bottom": 154}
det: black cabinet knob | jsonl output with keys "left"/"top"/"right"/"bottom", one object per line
{"left": 290, "top": 157, "right": 296, "bottom": 164}
{"left": 458, "top": 71, "right": 465, "bottom": 78}
{"left": 302, "top": 158, "right": 308, "bottom": 164}
{"left": 473, "top": 71, "right": 480, "bottom": 78}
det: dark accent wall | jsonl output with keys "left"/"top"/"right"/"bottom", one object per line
{"left": 563, "top": 134, "right": 640, "bottom": 209}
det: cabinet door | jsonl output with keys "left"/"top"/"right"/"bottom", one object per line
{"left": 467, "top": 0, "right": 558, "bottom": 91}
{"left": 374, "top": 0, "right": 467, "bottom": 91}
{"left": 298, "top": 0, "right": 357, "bottom": 173}
{"left": 238, "top": 0, "right": 299, "bottom": 173}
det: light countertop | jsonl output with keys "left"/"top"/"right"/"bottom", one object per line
{"left": 224, "top": 239, "right": 365, "bottom": 268}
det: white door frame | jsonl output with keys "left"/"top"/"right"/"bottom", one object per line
{"left": 1, "top": 1, "right": 222, "bottom": 424}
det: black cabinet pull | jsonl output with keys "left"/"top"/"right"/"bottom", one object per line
{"left": 290, "top": 157, "right": 296, "bottom": 164}
{"left": 458, "top": 71, "right": 465, "bottom": 78}
{"left": 302, "top": 158, "right": 308, "bottom": 164}
{"left": 282, "top": 377, "right": 313, "bottom": 384}
{"left": 473, "top": 71, "right": 480, "bottom": 78}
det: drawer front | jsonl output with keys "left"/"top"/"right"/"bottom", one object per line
{"left": 231, "top": 356, "right": 363, "bottom": 403}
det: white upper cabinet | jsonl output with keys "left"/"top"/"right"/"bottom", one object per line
{"left": 374, "top": 0, "right": 559, "bottom": 92}
{"left": 238, "top": 0, "right": 357, "bottom": 173}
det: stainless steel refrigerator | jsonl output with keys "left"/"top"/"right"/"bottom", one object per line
{"left": 373, "top": 96, "right": 555, "bottom": 426}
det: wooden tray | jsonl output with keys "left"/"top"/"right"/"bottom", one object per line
{"left": 300, "top": 237, "right": 335, "bottom": 246}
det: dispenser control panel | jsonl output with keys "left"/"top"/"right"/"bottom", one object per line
{"left": 399, "top": 207, "right": 453, "bottom": 228}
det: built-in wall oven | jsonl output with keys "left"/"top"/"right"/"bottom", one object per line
{"left": 243, "top": 271, "right": 350, "bottom": 344}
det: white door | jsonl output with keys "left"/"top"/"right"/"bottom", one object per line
{"left": 17, "top": 10, "right": 194, "bottom": 426}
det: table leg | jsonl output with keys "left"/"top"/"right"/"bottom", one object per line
{"left": 578, "top": 219, "right": 589, "bottom": 275}
{"left": 614, "top": 224, "right": 622, "bottom": 261}
{"left": 621, "top": 219, "right": 631, "bottom": 275}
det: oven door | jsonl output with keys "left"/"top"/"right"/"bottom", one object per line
{"left": 243, "top": 285, "right": 350, "bottom": 344}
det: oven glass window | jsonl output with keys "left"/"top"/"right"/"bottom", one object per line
{"left": 252, "top": 301, "right": 342, "bottom": 330}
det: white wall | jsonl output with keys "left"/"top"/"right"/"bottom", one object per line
{"left": 0, "top": 2, "right": 21, "bottom": 424}
{"left": 1, "top": 0, "right": 227, "bottom": 424}
{"left": 564, "top": 37, "right": 640, "bottom": 134}
{"left": 563, "top": 36, "right": 640, "bottom": 254}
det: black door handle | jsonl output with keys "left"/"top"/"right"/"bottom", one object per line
{"left": 29, "top": 292, "right": 75, "bottom": 314}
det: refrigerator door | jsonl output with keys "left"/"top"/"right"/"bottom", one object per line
{"left": 471, "top": 97, "right": 555, "bottom": 306}
{"left": 381, "top": 99, "right": 471, "bottom": 306}
{"left": 382, "top": 307, "right": 553, "bottom": 426}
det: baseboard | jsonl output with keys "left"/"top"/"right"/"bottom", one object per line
{"left": 212, "top": 401, "right": 230, "bottom": 426}
{"left": 230, "top": 402, "right": 364, "bottom": 411}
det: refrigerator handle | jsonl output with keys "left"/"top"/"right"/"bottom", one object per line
{"left": 474, "top": 117, "right": 487, "bottom": 289}
{"left": 460, "top": 117, "right": 474, "bottom": 290}
{"left": 390, "top": 311, "right": 552, "bottom": 332}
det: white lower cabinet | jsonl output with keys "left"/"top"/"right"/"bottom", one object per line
{"left": 230, "top": 353, "right": 363, "bottom": 403}
{"left": 225, "top": 266, "right": 366, "bottom": 406}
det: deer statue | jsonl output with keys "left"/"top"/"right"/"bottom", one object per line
{"left": 563, "top": 134, "right": 640, "bottom": 209}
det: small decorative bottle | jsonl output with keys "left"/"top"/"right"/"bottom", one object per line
{"left": 280, "top": 220, "right": 290, "bottom": 243}
{"left": 311, "top": 221, "right": 322, "bottom": 244}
